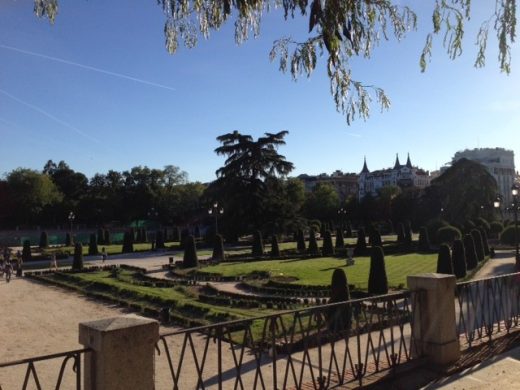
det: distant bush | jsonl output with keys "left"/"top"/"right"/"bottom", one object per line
{"left": 500, "top": 225, "right": 520, "bottom": 246}
{"left": 368, "top": 246, "right": 388, "bottom": 295}
{"left": 322, "top": 230, "right": 334, "bottom": 256}
{"left": 426, "top": 219, "right": 449, "bottom": 244}
{"left": 463, "top": 234, "right": 478, "bottom": 270}
{"left": 437, "top": 225, "right": 461, "bottom": 244}
{"left": 308, "top": 228, "right": 319, "bottom": 255}
{"left": 182, "top": 235, "right": 198, "bottom": 268}
{"left": 436, "top": 244, "right": 453, "bottom": 274}
{"left": 452, "top": 239, "right": 467, "bottom": 278}
{"left": 418, "top": 226, "right": 430, "bottom": 251}
{"left": 252, "top": 231, "right": 264, "bottom": 257}
{"left": 404, "top": 221, "right": 412, "bottom": 245}
{"left": 73, "top": 243, "right": 83, "bottom": 271}
{"left": 88, "top": 233, "right": 98, "bottom": 255}
{"left": 39, "top": 231, "right": 48, "bottom": 249}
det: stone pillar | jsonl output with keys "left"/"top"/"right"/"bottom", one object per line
{"left": 407, "top": 273, "right": 460, "bottom": 366}
{"left": 79, "top": 316, "right": 159, "bottom": 390}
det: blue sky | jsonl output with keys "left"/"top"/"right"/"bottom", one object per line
{"left": 1, "top": 1, "right": 518, "bottom": 182}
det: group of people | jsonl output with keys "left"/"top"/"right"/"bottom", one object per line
{"left": 1, "top": 247, "right": 22, "bottom": 282}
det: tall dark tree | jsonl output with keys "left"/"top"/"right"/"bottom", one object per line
{"left": 369, "top": 229, "right": 382, "bottom": 248}
{"left": 479, "top": 228, "right": 490, "bottom": 256}
{"left": 452, "top": 239, "right": 467, "bottom": 278}
{"left": 103, "top": 229, "right": 111, "bottom": 245}
{"left": 436, "top": 244, "right": 453, "bottom": 274}
{"left": 65, "top": 232, "right": 73, "bottom": 247}
{"left": 368, "top": 246, "right": 388, "bottom": 295}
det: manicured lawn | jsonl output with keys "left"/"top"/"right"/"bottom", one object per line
{"left": 201, "top": 253, "right": 437, "bottom": 289}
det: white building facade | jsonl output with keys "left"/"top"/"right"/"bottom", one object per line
{"left": 358, "top": 154, "right": 431, "bottom": 199}
{"left": 452, "top": 147, "right": 516, "bottom": 208}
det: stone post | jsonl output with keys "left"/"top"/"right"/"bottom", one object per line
{"left": 79, "top": 316, "right": 159, "bottom": 390}
{"left": 407, "top": 273, "right": 460, "bottom": 366}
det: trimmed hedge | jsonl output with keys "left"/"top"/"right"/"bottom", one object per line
{"left": 437, "top": 225, "right": 461, "bottom": 244}
{"left": 500, "top": 225, "right": 520, "bottom": 245}
{"left": 452, "top": 239, "right": 467, "bottom": 278}
{"left": 308, "top": 228, "right": 319, "bottom": 255}
{"left": 252, "top": 230, "right": 264, "bottom": 258}
{"left": 436, "top": 244, "right": 453, "bottom": 274}
{"left": 270, "top": 235, "right": 281, "bottom": 258}
{"left": 183, "top": 235, "right": 198, "bottom": 268}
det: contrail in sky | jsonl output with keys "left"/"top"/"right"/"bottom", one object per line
{"left": 0, "top": 88, "right": 101, "bottom": 144}
{"left": 0, "top": 43, "right": 176, "bottom": 91}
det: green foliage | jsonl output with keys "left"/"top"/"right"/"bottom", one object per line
{"left": 270, "top": 235, "right": 281, "bottom": 258}
{"left": 426, "top": 219, "right": 449, "bottom": 244}
{"left": 22, "top": 240, "right": 32, "bottom": 262}
{"left": 475, "top": 217, "right": 490, "bottom": 233}
{"left": 418, "top": 226, "right": 430, "bottom": 251}
{"left": 304, "top": 183, "right": 340, "bottom": 221}
{"left": 321, "top": 230, "right": 334, "bottom": 256}
{"left": 122, "top": 231, "right": 134, "bottom": 253}
{"left": 335, "top": 228, "right": 345, "bottom": 249}
{"left": 88, "top": 233, "right": 98, "bottom": 256}
{"left": 500, "top": 225, "right": 520, "bottom": 245}
{"left": 72, "top": 243, "right": 83, "bottom": 271}
{"left": 296, "top": 229, "right": 306, "bottom": 253}
{"left": 368, "top": 246, "right": 388, "bottom": 295}
{"left": 39, "top": 231, "right": 49, "bottom": 249}
{"left": 252, "top": 230, "right": 264, "bottom": 258}
{"left": 490, "top": 221, "right": 504, "bottom": 238}
{"left": 182, "top": 235, "right": 198, "bottom": 268}
{"left": 436, "top": 244, "right": 453, "bottom": 274}
{"left": 437, "top": 225, "right": 461, "bottom": 245}
{"left": 463, "top": 234, "right": 478, "bottom": 270}
{"left": 212, "top": 234, "right": 225, "bottom": 261}
{"left": 471, "top": 229, "right": 485, "bottom": 262}
{"left": 452, "top": 239, "right": 467, "bottom": 278}
{"left": 308, "top": 228, "right": 319, "bottom": 255}
{"left": 155, "top": 230, "right": 165, "bottom": 249}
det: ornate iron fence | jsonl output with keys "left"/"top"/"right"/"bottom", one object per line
{"left": 456, "top": 272, "right": 520, "bottom": 348}
{"left": 0, "top": 348, "right": 89, "bottom": 390}
{"left": 155, "top": 291, "right": 419, "bottom": 389}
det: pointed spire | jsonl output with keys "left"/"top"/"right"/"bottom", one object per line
{"left": 393, "top": 153, "right": 401, "bottom": 170}
{"left": 406, "top": 153, "right": 412, "bottom": 168}
{"left": 361, "top": 156, "right": 369, "bottom": 174}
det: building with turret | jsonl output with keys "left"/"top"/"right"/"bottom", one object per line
{"left": 358, "top": 154, "right": 431, "bottom": 199}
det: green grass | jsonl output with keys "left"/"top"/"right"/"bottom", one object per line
{"left": 200, "top": 253, "right": 437, "bottom": 289}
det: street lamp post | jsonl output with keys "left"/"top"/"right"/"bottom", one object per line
{"left": 68, "top": 211, "right": 75, "bottom": 241}
{"left": 208, "top": 202, "right": 224, "bottom": 236}
{"left": 511, "top": 184, "right": 519, "bottom": 268}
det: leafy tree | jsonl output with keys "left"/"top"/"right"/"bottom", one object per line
{"left": 452, "top": 239, "right": 467, "bottom": 279}
{"left": 88, "top": 233, "right": 98, "bottom": 255}
{"left": 463, "top": 234, "right": 478, "bottom": 270}
{"left": 368, "top": 246, "right": 388, "bottom": 295}
{"left": 304, "top": 183, "right": 340, "bottom": 222}
{"left": 212, "top": 234, "right": 225, "bottom": 262}
{"left": 252, "top": 230, "right": 264, "bottom": 258}
{"left": 22, "top": 240, "right": 32, "bottom": 262}
{"left": 270, "top": 234, "right": 281, "bottom": 258}
{"left": 296, "top": 229, "right": 306, "bottom": 253}
{"left": 418, "top": 227, "right": 430, "bottom": 252}
{"left": 182, "top": 235, "right": 198, "bottom": 268}
{"left": 436, "top": 244, "right": 453, "bottom": 274}
{"left": 321, "top": 230, "right": 334, "bottom": 256}
{"left": 39, "top": 231, "right": 49, "bottom": 249}
{"left": 308, "top": 228, "right": 319, "bottom": 255}
{"left": 328, "top": 269, "right": 351, "bottom": 333}
{"left": 72, "top": 243, "right": 83, "bottom": 271}
{"left": 471, "top": 229, "right": 485, "bottom": 262}
{"left": 335, "top": 228, "right": 345, "bottom": 249}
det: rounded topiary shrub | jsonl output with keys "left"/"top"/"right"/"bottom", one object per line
{"left": 437, "top": 226, "right": 461, "bottom": 245}
{"left": 270, "top": 235, "right": 280, "bottom": 258}
{"left": 39, "top": 231, "right": 49, "bottom": 249}
{"left": 72, "top": 243, "right": 83, "bottom": 271}
{"left": 355, "top": 228, "right": 367, "bottom": 254}
{"left": 88, "top": 233, "right": 98, "bottom": 255}
{"left": 426, "top": 219, "right": 449, "bottom": 244}
{"left": 436, "top": 244, "right": 453, "bottom": 274}
{"left": 22, "top": 240, "right": 32, "bottom": 262}
{"left": 471, "top": 229, "right": 485, "bottom": 262}
{"left": 463, "top": 234, "right": 478, "bottom": 270}
{"left": 452, "top": 239, "right": 467, "bottom": 278}
{"left": 122, "top": 231, "right": 134, "bottom": 253}
{"left": 182, "top": 235, "right": 198, "bottom": 268}
{"left": 212, "top": 234, "right": 225, "bottom": 262}
{"left": 308, "top": 228, "right": 319, "bottom": 255}
{"left": 252, "top": 230, "right": 264, "bottom": 257}
{"left": 156, "top": 230, "right": 165, "bottom": 249}
{"left": 418, "top": 226, "right": 431, "bottom": 251}
{"left": 335, "top": 228, "right": 345, "bottom": 249}
{"left": 475, "top": 217, "right": 490, "bottom": 233}
{"left": 65, "top": 232, "right": 73, "bottom": 247}
{"left": 368, "top": 246, "right": 388, "bottom": 295}
{"left": 297, "top": 229, "right": 306, "bottom": 253}
{"left": 327, "top": 268, "right": 352, "bottom": 333}
{"left": 500, "top": 225, "right": 520, "bottom": 245}
{"left": 322, "top": 230, "right": 334, "bottom": 256}
{"left": 490, "top": 221, "right": 504, "bottom": 239}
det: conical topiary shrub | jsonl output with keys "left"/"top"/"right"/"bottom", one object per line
{"left": 471, "top": 229, "right": 485, "bottom": 262}
{"left": 88, "top": 233, "right": 98, "bottom": 255}
{"left": 335, "top": 228, "right": 345, "bottom": 249}
{"left": 452, "top": 239, "right": 467, "bottom": 278}
{"left": 212, "top": 234, "right": 225, "bottom": 262}
{"left": 97, "top": 228, "right": 104, "bottom": 245}
{"left": 22, "top": 240, "right": 32, "bottom": 262}
{"left": 65, "top": 232, "right": 73, "bottom": 247}
{"left": 104, "top": 229, "right": 111, "bottom": 245}
{"left": 322, "top": 230, "right": 334, "bottom": 256}
{"left": 404, "top": 222, "right": 412, "bottom": 245}
{"left": 155, "top": 230, "right": 165, "bottom": 249}
{"left": 308, "top": 228, "right": 319, "bottom": 255}
{"left": 396, "top": 223, "right": 405, "bottom": 243}
{"left": 297, "top": 229, "right": 306, "bottom": 253}
{"left": 327, "top": 268, "right": 352, "bottom": 333}
{"left": 436, "top": 244, "right": 453, "bottom": 274}
{"left": 122, "top": 231, "right": 134, "bottom": 253}
{"left": 270, "top": 235, "right": 280, "bottom": 258}
{"left": 39, "top": 231, "right": 48, "bottom": 249}
{"left": 418, "top": 226, "right": 430, "bottom": 251}
{"left": 180, "top": 228, "right": 189, "bottom": 249}
{"left": 252, "top": 230, "right": 264, "bottom": 258}
{"left": 346, "top": 223, "right": 352, "bottom": 238}
{"left": 479, "top": 228, "right": 490, "bottom": 256}
{"left": 355, "top": 228, "right": 367, "bottom": 255}
{"left": 463, "top": 234, "right": 478, "bottom": 270}
{"left": 369, "top": 230, "right": 382, "bottom": 247}
{"left": 368, "top": 246, "right": 388, "bottom": 295}
{"left": 182, "top": 235, "right": 198, "bottom": 268}
{"left": 72, "top": 243, "right": 83, "bottom": 271}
